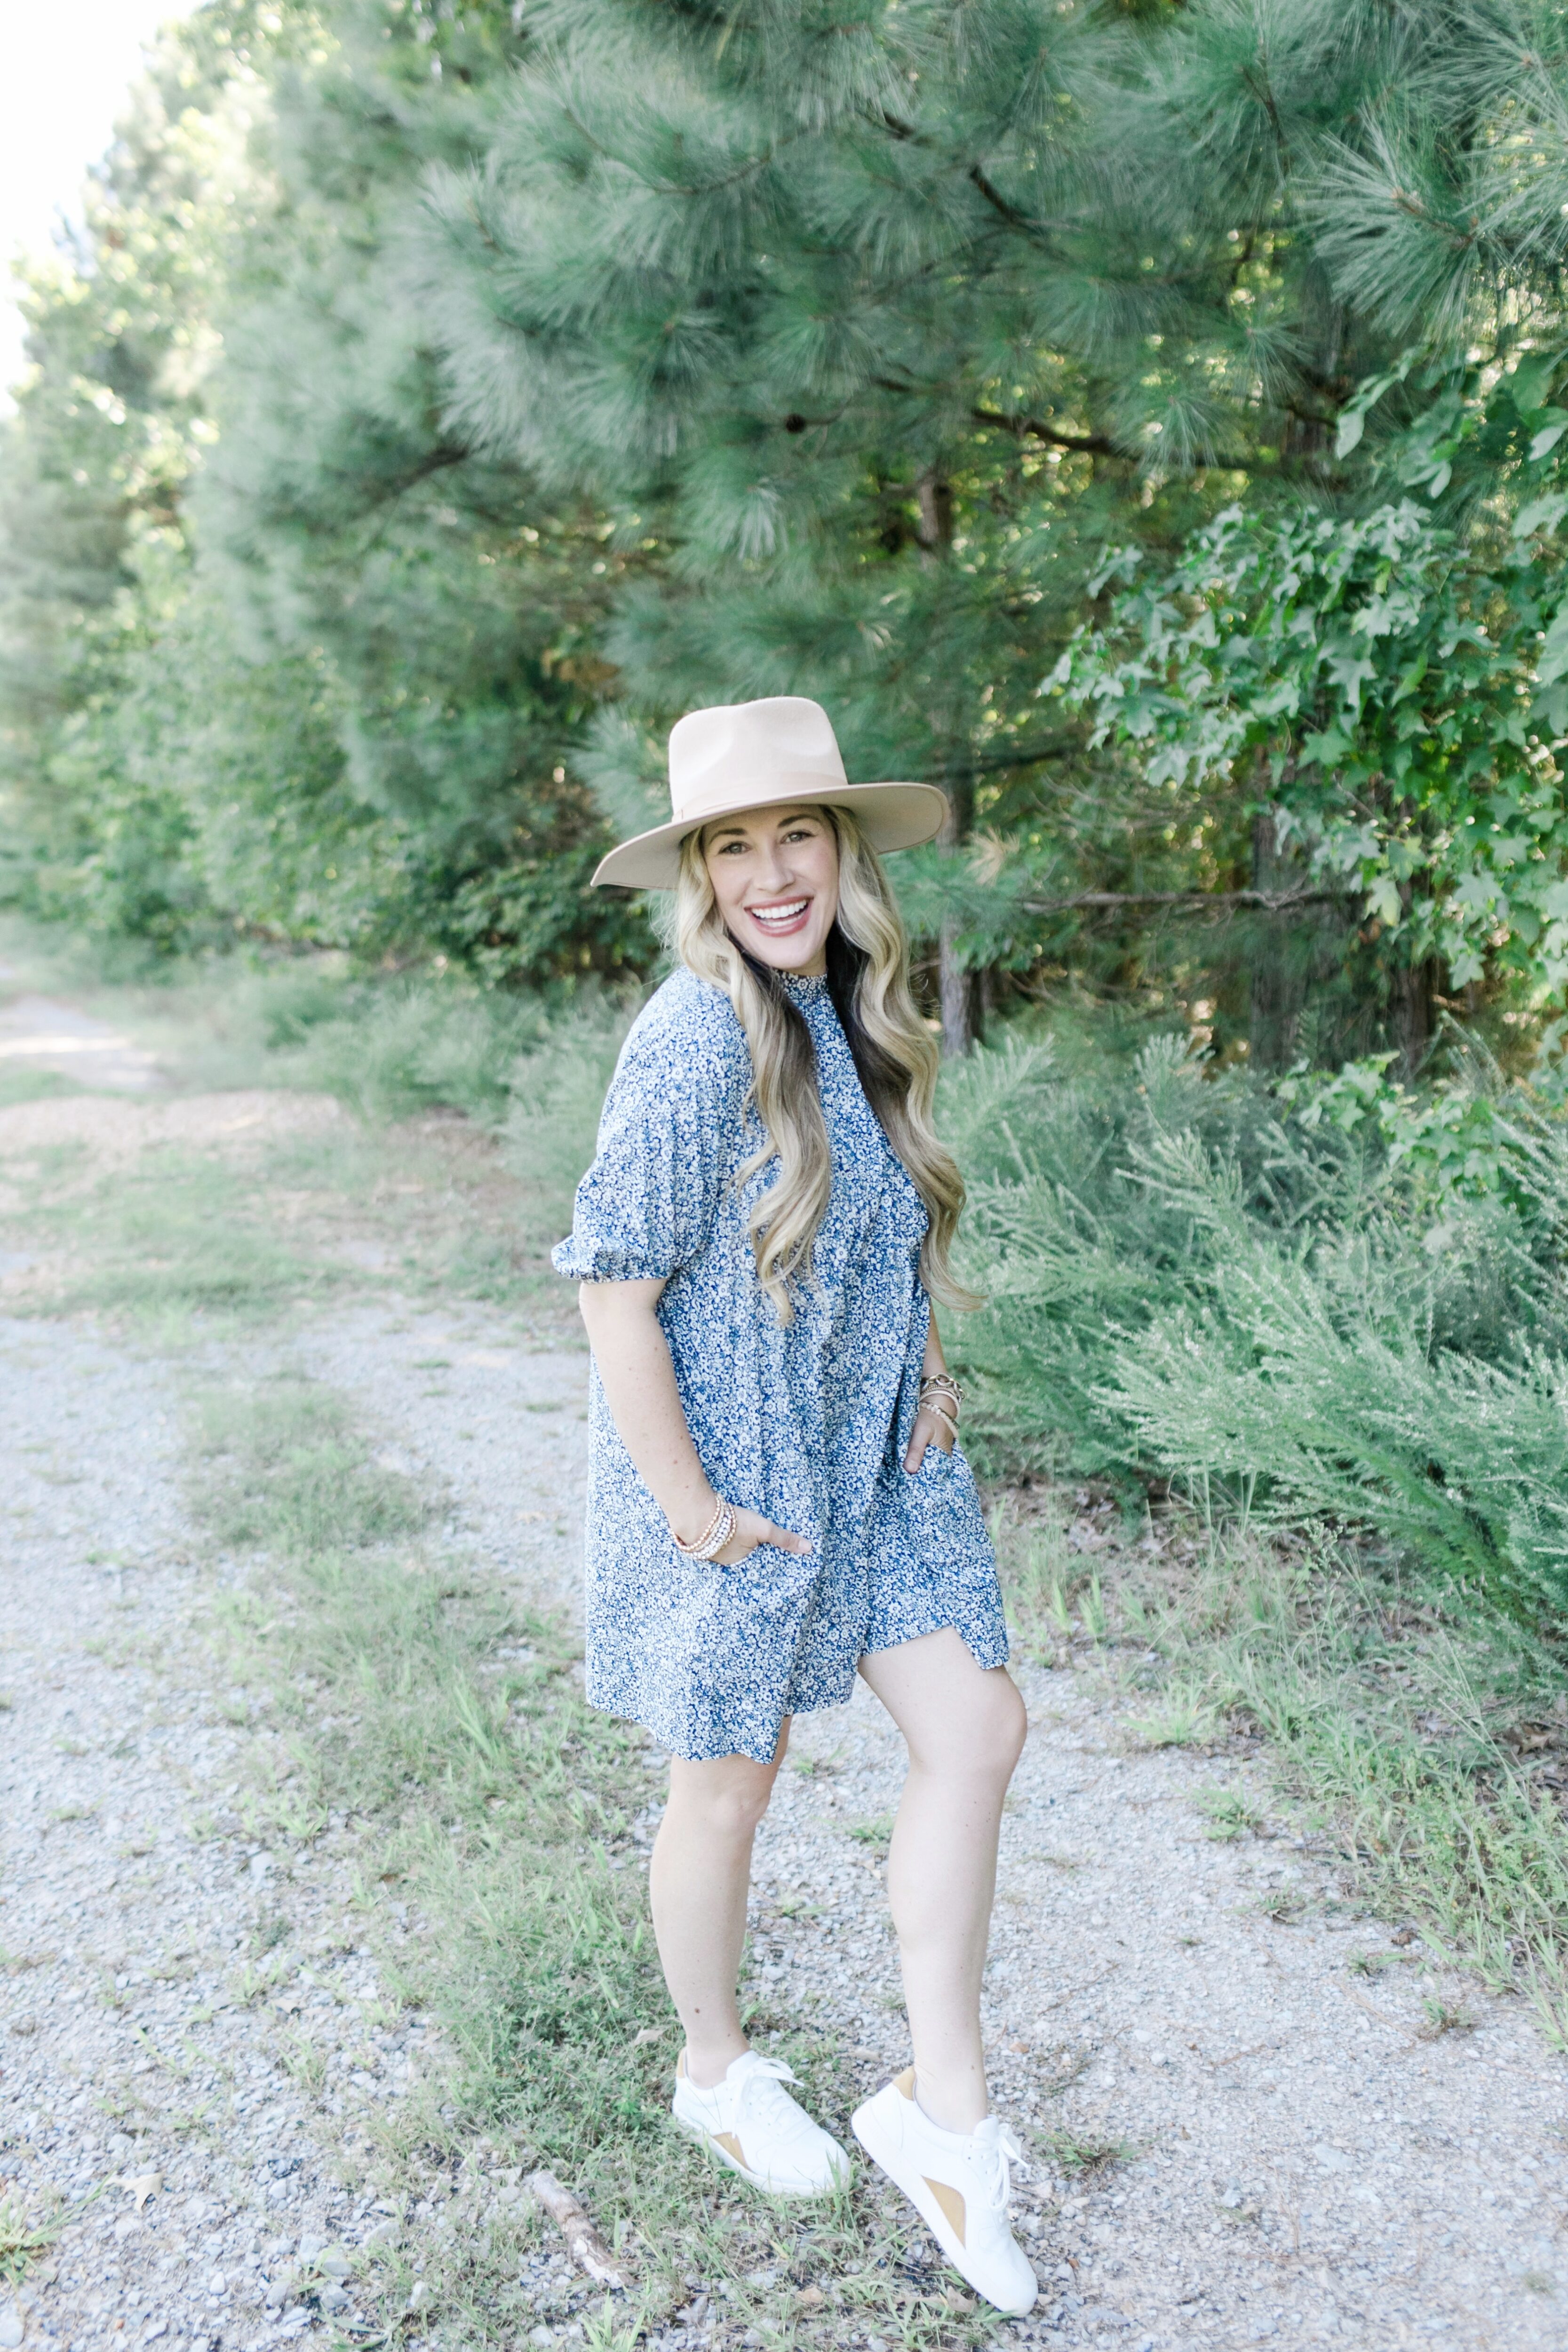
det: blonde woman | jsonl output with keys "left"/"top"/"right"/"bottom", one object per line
{"left": 554, "top": 698, "right": 1034, "bottom": 2316}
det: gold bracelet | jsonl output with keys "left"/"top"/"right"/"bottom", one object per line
{"left": 672, "top": 1497, "right": 735, "bottom": 1561}
{"left": 919, "top": 1372, "right": 962, "bottom": 1421}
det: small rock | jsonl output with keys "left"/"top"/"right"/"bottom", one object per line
{"left": 0, "top": 2307, "right": 22, "bottom": 2350}
{"left": 318, "top": 2249, "right": 354, "bottom": 2280}
{"left": 1313, "top": 2145, "right": 1351, "bottom": 2173}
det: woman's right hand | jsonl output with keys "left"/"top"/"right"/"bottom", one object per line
{"left": 711, "top": 1505, "right": 813, "bottom": 1567}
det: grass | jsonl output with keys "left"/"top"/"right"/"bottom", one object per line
{"left": 0, "top": 2181, "right": 73, "bottom": 2288}
{"left": 996, "top": 1500, "right": 1568, "bottom": 2025}
{"left": 191, "top": 1378, "right": 1022, "bottom": 2351}
{"left": 1036, "top": 2130, "right": 1141, "bottom": 2177}
{"left": 0, "top": 916, "right": 621, "bottom": 1333}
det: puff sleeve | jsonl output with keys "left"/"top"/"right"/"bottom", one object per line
{"left": 550, "top": 979, "right": 746, "bottom": 1285}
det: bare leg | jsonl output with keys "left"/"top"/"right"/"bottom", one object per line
{"left": 858, "top": 1629, "right": 1027, "bottom": 2132}
{"left": 648, "top": 1722, "right": 790, "bottom": 2088}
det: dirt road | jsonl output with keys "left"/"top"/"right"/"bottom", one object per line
{"left": 1, "top": 983, "right": 1565, "bottom": 2352}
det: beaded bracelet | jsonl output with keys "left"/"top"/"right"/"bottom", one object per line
{"left": 919, "top": 1371, "right": 963, "bottom": 1421}
{"left": 672, "top": 1495, "right": 736, "bottom": 1561}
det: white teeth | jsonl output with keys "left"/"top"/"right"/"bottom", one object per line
{"left": 749, "top": 900, "right": 808, "bottom": 926}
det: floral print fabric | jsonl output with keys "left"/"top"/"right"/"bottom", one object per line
{"left": 552, "top": 966, "right": 1009, "bottom": 1762}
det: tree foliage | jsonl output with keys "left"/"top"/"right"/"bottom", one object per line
{"left": 6, "top": 0, "right": 1568, "bottom": 1049}
{"left": 1053, "top": 493, "right": 1568, "bottom": 999}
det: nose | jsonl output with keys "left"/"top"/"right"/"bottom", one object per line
{"left": 751, "top": 842, "right": 794, "bottom": 895}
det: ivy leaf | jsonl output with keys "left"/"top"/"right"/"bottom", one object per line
{"left": 1512, "top": 351, "right": 1565, "bottom": 412}
{"left": 1528, "top": 411, "right": 1568, "bottom": 461}
{"left": 1512, "top": 493, "right": 1568, "bottom": 540}
{"left": 1302, "top": 727, "right": 1351, "bottom": 765}
{"left": 1536, "top": 605, "right": 1568, "bottom": 686}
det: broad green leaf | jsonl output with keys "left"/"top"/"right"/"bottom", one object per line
{"left": 1536, "top": 605, "right": 1568, "bottom": 686}
{"left": 1511, "top": 351, "right": 1564, "bottom": 412}
{"left": 1512, "top": 493, "right": 1568, "bottom": 540}
{"left": 1334, "top": 409, "right": 1365, "bottom": 460}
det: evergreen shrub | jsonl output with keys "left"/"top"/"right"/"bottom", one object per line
{"left": 946, "top": 1034, "right": 1568, "bottom": 1623}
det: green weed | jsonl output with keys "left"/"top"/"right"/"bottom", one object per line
{"left": 1038, "top": 2130, "right": 1139, "bottom": 2176}
{"left": 0, "top": 2184, "right": 69, "bottom": 2288}
{"left": 1194, "top": 1788, "right": 1265, "bottom": 1842}
{"left": 191, "top": 1384, "right": 427, "bottom": 1559}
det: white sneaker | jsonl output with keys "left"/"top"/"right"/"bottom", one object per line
{"left": 852, "top": 2067, "right": 1038, "bottom": 2315}
{"left": 672, "top": 2049, "right": 850, "bottom": 2196}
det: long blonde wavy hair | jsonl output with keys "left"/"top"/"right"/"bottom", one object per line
{"left": 673, "top": 804, "right": 978, "bottom": 1321}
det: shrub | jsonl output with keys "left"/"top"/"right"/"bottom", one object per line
{"left": 946, "top": 1032, "right": 1568, "bottom": 1621}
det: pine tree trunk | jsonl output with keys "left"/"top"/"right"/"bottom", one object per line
{"left": 918, "top": 465, "right": 981, "bottom": 1059}
{"left": 1392, "top": 956, "right": 1440, "bottom": 1078}
{"left": 1247, "top": 807, "right": 1306, "bottom": 1071}
{"left": 938, "top": 920, "right": 972, "bottom": 1058}
{"left": 936, "top": 744, "right": 979, "bottom": 1059}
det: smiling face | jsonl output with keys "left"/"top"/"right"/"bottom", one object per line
{"left": 701, "top": 803, "right": 841, "bottom": 977}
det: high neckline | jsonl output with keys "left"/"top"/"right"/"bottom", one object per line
{"left": 778, "top": 970, "right": 830, "bottom": 998}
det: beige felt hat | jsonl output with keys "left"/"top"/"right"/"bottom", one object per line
{"left": 591, "top": 695, "right": 949, "bottom": 890}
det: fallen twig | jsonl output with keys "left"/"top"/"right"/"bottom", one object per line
{"left": 526, "top": 2169, "right": 627, "bottom": 2290}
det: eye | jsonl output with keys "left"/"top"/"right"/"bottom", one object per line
{"left": 714, "top": 838, "right": 748, "bottom": 854}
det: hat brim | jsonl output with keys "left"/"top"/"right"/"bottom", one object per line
{"left": 591, "top": 780, "right": 950, "bottom": 890}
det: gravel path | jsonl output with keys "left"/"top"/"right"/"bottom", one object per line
{"left": 2, "top": 1080, "right": 1565, "bottom": 2352}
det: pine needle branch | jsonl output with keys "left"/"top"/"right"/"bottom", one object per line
{"left": 1020, "top": 887, "right": 1357, "bottom": 916}
{"left": 969, "top": 406, "right": 1121, "bottom": 459}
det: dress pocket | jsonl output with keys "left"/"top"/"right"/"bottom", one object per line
{"left": 912, "top": 1440, "right": 957, "bottom": 1480}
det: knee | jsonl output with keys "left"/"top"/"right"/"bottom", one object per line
{"left": 915, "top": 1673, "right": 1027, "bottom": 1791}
{"left": 669, "top": 1759, "right": 778, "bottom": 1845}
{"left": 982, "top": 1673, "right": 1028, "bottom": 1783}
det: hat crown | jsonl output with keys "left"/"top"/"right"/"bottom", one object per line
{"left": 668, "top": 696, "right": 847, "bottom": 824}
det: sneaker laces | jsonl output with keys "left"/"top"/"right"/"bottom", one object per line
{"left": 973, "top": 2116, "right": 1030, "bottom": 2211}
{"left": 729, "top": 2060, "right": 818, "bottom": 2154}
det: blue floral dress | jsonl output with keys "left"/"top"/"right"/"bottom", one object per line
{"left": 552, "top": 966, "right": 1009, "bottom": 1763}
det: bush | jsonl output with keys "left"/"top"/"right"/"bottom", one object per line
{"left": 945, "top": 1031, "right": 1568, "bottom": 1622}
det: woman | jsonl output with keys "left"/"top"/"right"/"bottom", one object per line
{"left": 553, "top": 696, "right": 1035, "bottom": 2316}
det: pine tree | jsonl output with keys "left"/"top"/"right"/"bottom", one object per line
{"left": 0, "top": 2, "right": 287, "bottom": 926}
{"left": 412, "top": 0, "right": 1433, "bottom": 1047}
{"left": 196, "top": 0, "right": 652, "bottom": 980}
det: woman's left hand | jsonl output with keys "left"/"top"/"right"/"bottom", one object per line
{"left": 904, "top": 1403, "right": 956, "bottom": 1470}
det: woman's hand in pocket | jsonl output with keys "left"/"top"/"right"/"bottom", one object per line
{"left": 712, "top": 1506, "right": 813, "bottom": 1566}
{"left": 904, "top": 1403, "right": 956, "bottom": 1471}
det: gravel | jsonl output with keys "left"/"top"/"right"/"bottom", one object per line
{"left": 2, "top": 1082, "right": 1565, "bottom": 2351}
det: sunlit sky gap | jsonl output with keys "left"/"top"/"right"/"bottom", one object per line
{"left": 1, "top": 0, "right": 201, "bottom": 406}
